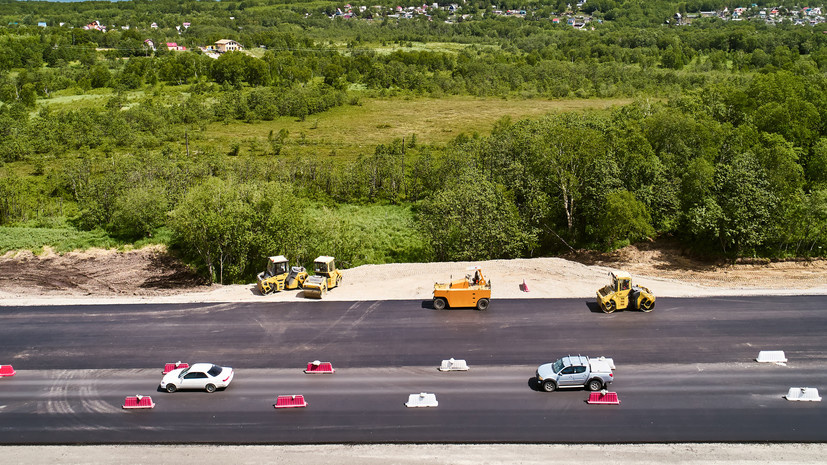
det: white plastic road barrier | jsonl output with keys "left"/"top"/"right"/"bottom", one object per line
{"left": 439, "top": 358, "right": 469, "bottom": 371}
{"left": 592, "top": 356, "right": 616, "bottom": 371}
{"left": 756, "top": 351, "right": 788, "bottom": 363}
{"left": 405, "top": 392, "right": 438, "bottom": 408}
{"left": 785, "top": 387, "right": 822, "bottom": 402}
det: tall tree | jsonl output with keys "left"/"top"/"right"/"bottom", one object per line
{"left": 168, "top": 177, "right": 253, "bottom": 284}
{"left": 418, "top": 169, "right": 534, "bottom": 261}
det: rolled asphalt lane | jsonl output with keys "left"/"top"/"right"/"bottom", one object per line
{"left": 0, "top": 296, "right": 826, "bottom": 444}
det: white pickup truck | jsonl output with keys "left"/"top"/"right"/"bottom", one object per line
{"left": 535, "top": 355, "right": 615, "bottom": 392}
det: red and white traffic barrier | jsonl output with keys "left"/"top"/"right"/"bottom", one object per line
{"left": 0, "top": 365, "right": 15, "bottom": 377}
{"left": 275, "top": 395, "right": 308, "bottom": 408}
{"left": 162, "top": 361, "right": 189, "bottom": 374}
{"left": 123, "top": 395, "right": 155, "bottom": 409}
{"left": 304, "top": 360, "right": 335, "bottom": 374}
{"left": 587, "top": 390, "right": 620, "bottom": 405}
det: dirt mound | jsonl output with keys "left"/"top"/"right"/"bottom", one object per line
{"left": 0, "top": 246, "right": 208, "bottom": 297}
{"left": 566, "top": 239, "right": 827, "bottom": 289}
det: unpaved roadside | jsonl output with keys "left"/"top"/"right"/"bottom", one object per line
{"left": 0, "top": 245, "right": 825, "bottom": 306}
{"left": 2, "top": 444, "right": 826, "bottom": 464}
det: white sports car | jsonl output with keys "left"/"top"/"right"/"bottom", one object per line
{"left": 160, "top": 363, "right": 234, "bottom": 393}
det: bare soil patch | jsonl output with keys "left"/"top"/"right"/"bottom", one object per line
{"left": 0, "top": 241, "right": 824, "bottom": 306}
{"left": 0, "top": 246, "right": 208, "bottom": 298}
{"left": 567, "top": 239, "right": 827, "bottom": 289}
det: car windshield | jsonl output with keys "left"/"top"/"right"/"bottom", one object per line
{"left": 178, "top": 367, "right": 190, "bottom": 378}
{"left": 208, "top": 365, "right": 223, "bottom": 377}
{"left": 552, "top": 359, "right": 564, "bottom": 373}
{"left": 314, "top": 262, "right": 327, "bottom": 273}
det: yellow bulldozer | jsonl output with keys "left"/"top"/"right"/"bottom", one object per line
{"left": 433, "top": 266, "right": 491, "bottom": 311}
{"left": 596, "top": 271, "right": 655, "bottom": 313}
{"left": 302, "top": 256, "right": 343, "bottom": 299}
{"left": 256, "top": 255, "right": 308, "bottom": 295}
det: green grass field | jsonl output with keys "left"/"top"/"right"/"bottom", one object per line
{"left": 0, "top": 226, "right": 120, "bottom": 254}
{"left": 304, "top": 203, "right": 427, "bottom": 266}
{"left": 360, "top": 42, "right": 499, "bottom": 55}
{"left": 200, "top": 96, "right": 633, "bottom": 159}
{"left": 36, "top": 86, "right": 631, "bottom": 161}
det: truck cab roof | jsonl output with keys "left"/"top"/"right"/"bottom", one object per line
{"left": 561, "top": 355, "right": 589, "bottom": 367}
{"left": 610, "top": 271, "right": 632, "bottom": 280}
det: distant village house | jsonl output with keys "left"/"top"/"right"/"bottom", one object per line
{"left": 166, "top": 42, "right": 186, "bottom": 51}
{"left": 215, "top": 39, "right": 242, "bottom": 53}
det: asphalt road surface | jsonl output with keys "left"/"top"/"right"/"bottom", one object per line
{"left": 0, "top": 296, "right": 825, "bottom": 443}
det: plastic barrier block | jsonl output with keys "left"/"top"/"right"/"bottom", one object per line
{"left": 0, "top": 365, "right": 16, "bottom": 377}
{"left": 275, "top": 395, "right": 308, "bottom": 408}
{"left": 587, "top": 391, "right": 621, "bottom": 405}
{"left": 756, "top": 351, "right": 787, "bottom": 364}
{"left": 304, "top": 361, "right": 335, "bottom": 374}
{"left": 162, "top": 362, "right": 189, "bottom": 374}
{"left": 785, "top": 387, "right": 822, "bottom": 402}
{"left": 439, "top": 358, "right": 469, "bottom": 371}
{"left": 122, "top": 395, "right": 155, "bottom": 409}
{"left": 405, "top": 392, "right": 438, "bottom": 408}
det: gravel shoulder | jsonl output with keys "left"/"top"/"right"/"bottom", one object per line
{"left": 3, "top": 444, "right": 826, "bottom": 465}
{"left": 0, "top": 244, "right": 825, "bottom": 306}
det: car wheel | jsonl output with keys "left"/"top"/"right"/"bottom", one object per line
{"left": 476, "top": 298, "right": 490, "bottom": 311}
{"left": 603, "top": 300, "right": 616, "bottom": 314}
{"left": 588, "top": 379, "right": 603, "bottom": 391}
{"left": 433, "top": 297, "right": 447, "bottom": 310}
{"left": 165, "top": 384, "right": 177, "bottom": 393}
{"left": 205, "top": 383, "right": 216, "bottom": 393}
{"left": 640, "top": 299, "right": 655, "bottom": 312}
{"left": 542, "top": 380, "right": 557, "bottom": 392}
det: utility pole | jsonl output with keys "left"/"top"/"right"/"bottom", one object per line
{"left": 401, "top": 136, "right": 405, "bottom": 199}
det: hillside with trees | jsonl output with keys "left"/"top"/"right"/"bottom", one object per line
{"left": 1, "top": 0, "right": 826, "bottom": 283}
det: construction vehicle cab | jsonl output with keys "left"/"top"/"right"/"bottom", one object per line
{"left": 302, "top": 256, "right": 343, "bottom": 299}
{"left": 433, "top": 266, "right": 492, "bottom": 311}
{"left": 596, "top": 271, "right": 655, "bottom": 313}
{"left": 256, "top": 255, "right": 308, "bottom": 295}
{"left": 266, "top": 256, "right": 289, "bottom": 277}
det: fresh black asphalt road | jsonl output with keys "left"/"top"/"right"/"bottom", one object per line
{"left": 0, "top": 296, "right": 825, "bottom": 443}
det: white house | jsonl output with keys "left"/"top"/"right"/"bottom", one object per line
{"left": 215, "top": 39, "right": 243, "bottom": 53}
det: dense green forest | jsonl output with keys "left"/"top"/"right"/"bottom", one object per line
{"left": 1, "top": 0, "right": 826, "bottom": 283}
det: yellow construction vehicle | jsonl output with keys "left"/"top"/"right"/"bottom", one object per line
{"left": 256, "top": 255, "right": 308, "bottom": 295}
{"left": 433, "top": 266, "right": 492, "bottom": 311}
{"left": 596, "top": 271, "right": 655, "bottom": 313}
{"left": 302, "top": 256, "right": 343, "bottom": 299}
